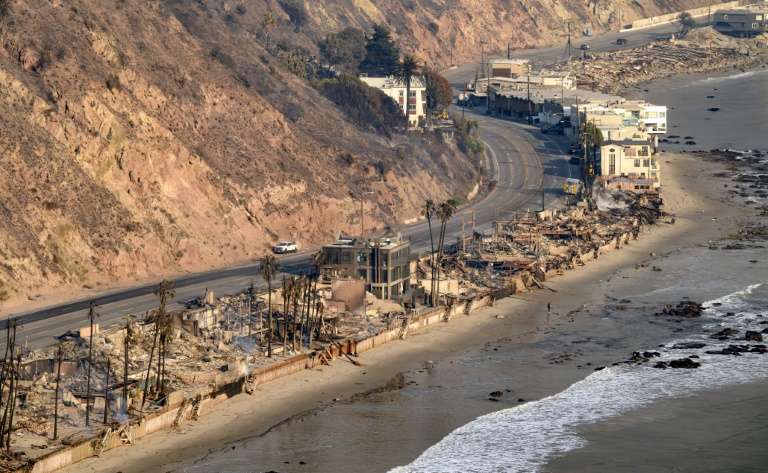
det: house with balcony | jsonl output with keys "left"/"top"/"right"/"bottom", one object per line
{"left": 575, "top": 100, "right": 667, "bottom": 152}
{"left": 360, "top": 75, "right": 427, "bottom": 127}
{"left": 322, "top": 230, "right": 412, "bottom": 300}
{"left": 600, "top": 139, "right": 660, "bottom": 190}
{"left": 714, "top": 9, "right": 768, "bottom": 37}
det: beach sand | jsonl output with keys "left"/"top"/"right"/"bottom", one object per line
{"left": 60, "top": 151, "right": 749, "bottom": 473}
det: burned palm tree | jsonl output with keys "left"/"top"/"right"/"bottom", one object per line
{"left": 53, "top": 343, "right": 64, "bottom": 440}
{"left": 435, "top": 198, "right": 458, "bottom": 306}
{"left": 140, "top": 280, "right": 175, "bottom": 415}
{"left": 260, "top": 254, "right": 280, "bottom": 357}
{"left": 85, "top": 301, "right": 100, "bottom": 426}
{"left": 421, "top": 199, "right": 437, "bottom": 305}
{"left": 122, "top": 315, "right": 136, "bottom": 407}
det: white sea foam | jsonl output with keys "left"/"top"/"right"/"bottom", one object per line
{"left": 390, "top": 285, "right": 768, "bottom": 473}
{"left": 691, "top": 69, "right": 768, "bottom": 86}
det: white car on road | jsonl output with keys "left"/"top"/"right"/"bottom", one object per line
{"left": 272, "top": 242, "right": 298, "bottom": 254}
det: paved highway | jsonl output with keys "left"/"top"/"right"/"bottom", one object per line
{"left": 5, "top": 19, "right": 684, "bottom": 349}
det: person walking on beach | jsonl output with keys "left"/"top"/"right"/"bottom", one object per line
{"left": 547, "top": 302, "right": 551, "bottom": 322}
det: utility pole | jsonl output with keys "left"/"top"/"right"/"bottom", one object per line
{"left": 527, "top": 63, "right": 532, "bottom": 123}
{"left": 563, "top": 18, "right": 573, "bottom": 61}
{"left": 507, "top": 43, "right": 510, "bottom": 60}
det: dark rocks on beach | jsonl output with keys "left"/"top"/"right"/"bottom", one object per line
{"left": 707, "top": 95, "right": 715, "bottom": 98}
{"left": 705, "top": 344, "right": 767, "bottom": 356}
{"left": 490, "top": 390, "right": 504, "bottom": 397}
{"left": 708, "top": 107, "right": 720, "bottom": 112}
{"left": 643, "top": 351, "right": 661, "bottom": 358}
{"left": 594, "top": 366, "right": 605, "bottom": 371}
{"left": 662, "top": 301, "right": 703, "bottom": 317}
{"left": 672, "top": 342, "right": 707, "bottom": 349}
{"left": 518, "top": 398, "right": 525, "bottom": 402}
{"left": 669, "top": 358, "right": 702, "bottom": 369}
{"left": 745, "top": 331, "right": 764, "bottom": 342}
{"left": 725, "top": 311, "right": 736, "bottom": 317}
{"left": 710, "top": 328, "right": 739, "bottom": 340}
{"left": 488, "top": 397, "right": 499, "bottom": 402}
{"left": 653, "top": 361, "right": 668, "bottom": 369}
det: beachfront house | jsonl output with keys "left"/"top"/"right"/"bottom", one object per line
{"left": 714, "top": 9, "right": 768, "bottom": 37}
{"left": 576, "top": 100, "right": 667, "bottom": 152}
{"left": 322, "top": 230, "right": 412, "bottom": 300}
{"left": 360, "top": 75, "right": 427, "bottom": 127}
{"left": 599, "top": 139, "right": 660, "bottom": 189}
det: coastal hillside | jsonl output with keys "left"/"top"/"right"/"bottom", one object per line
{"left": 0, "top": 0, "right": 478, "bottom": 309}
{"left": 226, "top": 0, "right": 717, "bottom": 67}
{"left": 0, "top": 0, "right": 713, "bottom": 309}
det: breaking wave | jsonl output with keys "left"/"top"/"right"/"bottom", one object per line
{"left": 390, "top": 284, "right": 768, "bottom": 473}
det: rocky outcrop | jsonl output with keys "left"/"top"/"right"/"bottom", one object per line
{"left": 663, "top": 301, "right": 703, "bottom": 317}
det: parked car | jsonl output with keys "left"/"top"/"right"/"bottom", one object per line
{"left": 616, "top": 38, "right": 628, "bottom": 45}
{"left": 580, "top": 44, "right": 590, "bottom": 50}
{"left": 541, "top": 124, "right": 564, "bottom": 135}
{"left": 272, "top": 242, "right": 298, "bottom": 254}
{"left": 569, "top": 156, "right": 581, "bottom": 165}
{"left": 569, "top": 143, "right": 580, "bottom": 154}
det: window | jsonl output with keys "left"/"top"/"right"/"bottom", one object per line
{"left": 356, "top": 252, "right": 368, "bottom": 264}
{"left": 757, "top": 15, "right": 763, "bottom": 21}
{"left": 724, "top": 14, "right": 728, "bottom": 20}
{"left": 399, "top": 91, "right": 404, "bottom": 97}
{"left": 643, "top": 159, "right": 650, "bottom": 167}
{"left": 634, "top": 159, "right": 641, "bottom": 167}
{"left": 342, "top": 252, "right": 350, "bottom": 263}
{"left": 609, "top": 154, "right": 616, "bottom": 174}
{"left": 409, "top": 91, "right": 416, "bottom": 98}
{"left": 659, "top": 111, "right": 666, "bottom": 118}
{"left": 753, "top": 23, "right": 759, "bottom": 28}
{"left": 408, "top": 104, "right": 416, "bottom": 111}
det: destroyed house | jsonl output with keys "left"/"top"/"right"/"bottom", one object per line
{"left": 322, "top": 230, "right": 411, "bottom": 300}
{"left": 714, "top": 9, "right": 768, "bottom": 37}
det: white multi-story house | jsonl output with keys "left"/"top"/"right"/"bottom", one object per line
{"left": 575, "top": 100, "right": 667, "bottom": 151}
{"left": 360, "top": 76, "right": 427, "bottom": 127}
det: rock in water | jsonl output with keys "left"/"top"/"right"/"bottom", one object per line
{"left": 669, "top": 358, "right": 701, "bottom": 369}
{"left": 745, "top": 331, "right": 764, "bottom": 342}
{"left": 662, "top": 301, "right": 703, "bottom": 317}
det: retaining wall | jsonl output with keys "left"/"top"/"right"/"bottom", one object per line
{"left": 630, "top": 1, "right": 740, "bottom": 29}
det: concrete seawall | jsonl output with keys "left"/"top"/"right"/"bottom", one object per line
{"left": 630, "top": 1, "right": 740, "bottom": 29}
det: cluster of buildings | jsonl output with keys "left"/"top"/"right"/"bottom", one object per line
{"left": 469, "top": 58, "right": 667, "bottom": 194}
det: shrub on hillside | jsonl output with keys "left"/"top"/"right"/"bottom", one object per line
{"left": 314, "top": 74, "right": 402, "bottom": 135}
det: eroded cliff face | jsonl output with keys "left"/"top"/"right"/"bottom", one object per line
{"left": 0, "top": 0, "right": 477, "bottom": 309}
{"left": 0, "top": 0, "right": 711, "bottom": 309}
{"left": 236, "top": 0, "right": 714, "bottom": 67}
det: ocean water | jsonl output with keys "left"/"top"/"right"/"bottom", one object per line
{"left": 391, "top": 282, "right": 768, "bottom": 473}
{"left": 631, "top": 67, "right": 768, "bottom": 153}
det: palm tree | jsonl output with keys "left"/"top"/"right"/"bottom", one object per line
{"left": 394, "top": 54, "right": 422, "bottom": 131}
{"left": 421, "top": 200, "right": 437, "bottom": 306}
{"left": 53, "top": 343, "right": 64, "bottom": 440}
{"left": 260, "top": 254, "right": 280, "bottom": 357}
{"left": 262, "top": 12, "right": 277, "bottom": 51}
{"left": 435, "top": 198, "right": 458, "bottom": 305}
{"left": 308, "top": 250, "right": 325, "bottom": 347}
{"left": 141, "top": 280, "right": 174, "bottom": 415}
{"left": 122, "top": 315, "right": 136, "bottom": 407}
{"left": 85, "top": 301, "right": 99, "bottom": 426}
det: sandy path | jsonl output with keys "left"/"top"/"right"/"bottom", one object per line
{"left": 63, "top": 152, "right": 737, "bottom": 473}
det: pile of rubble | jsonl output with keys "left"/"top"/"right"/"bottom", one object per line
{"left": 553, "top": 28, "right": 768, "bottom": 95}
{"left": 425, "top": 189, "right": 663, "bottom": 297}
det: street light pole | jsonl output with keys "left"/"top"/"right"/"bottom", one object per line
{"left": 527, "top": 63, "right": 532, "bottom": 123}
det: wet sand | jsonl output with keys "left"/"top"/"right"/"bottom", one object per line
{"left": 59, "top": 149, "right": 748, "bottom": 473}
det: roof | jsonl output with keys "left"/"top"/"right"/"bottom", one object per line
{"left": 490, "top": 59, "right": 531, "bottom": 65}
{"left": 600, "top": 139, "right": 651, "bottom": 147}
{"left": 608, "top": 177, "right": 654, "bottom": 184}
{"left": 360, "top": 76, "right": 426, "bottom": 90}
{"left": 716, "top": 9, "right": 766, "bottom": 14}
